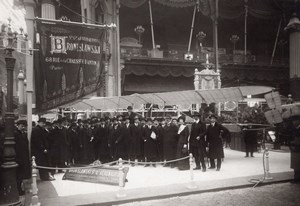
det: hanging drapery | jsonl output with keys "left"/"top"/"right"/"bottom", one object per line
{"left": 120, "top": 0, "right": 147, "bottom": 8}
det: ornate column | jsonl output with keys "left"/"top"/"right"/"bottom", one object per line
{"left": 0, "top": 23, "right": 21, "bottom": 206}
{"left": 285, "top": 13, "right": 300, "bottom": 101}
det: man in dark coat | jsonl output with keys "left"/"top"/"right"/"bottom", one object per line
{"left": 129, "top": 116, "right": 143, "bottom": 163}
{"left": 243, "top": 124, "right": 257, "bottom": 157}
{"left": 206, "top": 114, "right": 230, "bottom": 171}
{"left": 154, "top": 118, "right": 164, "bottom": 162}
{"left": 163, "top": 115, "right": 178, "bottom": 167}
{"left": 109, "top": 118, "right": 125, "bottom": 160}
{"left": 95, "top": 118, "right": 110, "bottom": 163}
{"left": 15, "top": 120, "right": 31, "bottom": 195}
{"left": 125, "top": 106, "right": 137, "bottom": 124}
{"left": 143, "top": 118, "right": 158, "bottom": 166}
{"left": 69, "top": 123, "right": 82, "bottom": 164}
{"left": 189, "top": 113, "right": 207, "bottom": 172}
{"left": 122, "top": 116, "right": 131, "bottom": 160}
{"left": 52, "top": 119, "right": 69, "bottom": 169}
{"left": 31, "top": 118, "right": 54, "bottom": 181}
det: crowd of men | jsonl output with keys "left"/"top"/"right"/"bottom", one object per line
{"left": 0, "top": 106, "right": 231, "bottom": 195}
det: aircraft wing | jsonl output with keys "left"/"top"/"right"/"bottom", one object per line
{"left": 67, "top": 86, "right": 274, "bottom": 110}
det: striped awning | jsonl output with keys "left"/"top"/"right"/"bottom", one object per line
{"left": 67, "top": 86, "right": 274, "bottom": 111}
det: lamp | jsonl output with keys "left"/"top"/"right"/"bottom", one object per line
{"left": 134, "top": 25, "right": 145, "bottom": 45}
{"left": 230, "top": 34, "right": 239, "bottom": 54}
{"left": 0, "top": 17, "right": 30, "bottom": 206}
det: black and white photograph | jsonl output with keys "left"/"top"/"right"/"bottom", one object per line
{"left": 0, "top": 0, "right": 300, "bottom": 205}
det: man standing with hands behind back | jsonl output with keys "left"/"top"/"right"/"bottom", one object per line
{"left": 189, "top": 112, "right": 207, "bottom": 172}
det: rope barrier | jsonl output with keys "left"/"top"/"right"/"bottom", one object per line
{"left": 33, "top": 160, "right": 119, "bottom": 170}
{"left": 122, "top": 155, "right": 190, "bottom": 165}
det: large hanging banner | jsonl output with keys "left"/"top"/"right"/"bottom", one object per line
{"left": 34, "top": 20, "right": 105, "bottom": 112}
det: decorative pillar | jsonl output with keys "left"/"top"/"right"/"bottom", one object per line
{"left": 0, "top": 26, "right": 21, "bottom": 206}
{"left": 41, "top": 0, "right": 56, "bottom": 19}
{"left": 285, "top": 13, "right": 300, "bottom": 101}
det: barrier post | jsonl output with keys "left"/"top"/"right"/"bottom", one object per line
{"left": 30, "top": 156, "right": 41, "bottom": 206}
{"left": 265, "top": 148, "right": 273, "bottom": 180}
{"left": 187, "top": 153, "right": 197, "bottom": 189}
{"left": 116, "top": 158, "right": 126, "bottom": 198}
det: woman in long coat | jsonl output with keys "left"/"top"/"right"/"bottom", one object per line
{"left": 206, "top": 114, "right": 230, "bottom": 171}
{"left": 176, "top": 117, "right": 190, "bottom": 170}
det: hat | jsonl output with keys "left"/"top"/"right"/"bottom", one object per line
{"left": 45, "top": 121, "right": 52, "bottom": 126}
{"left": 134, "top": 115, "right": 140, "bottom": 120}
{"left": 70, "top": 123, "right": 77, "bottom": 128}
{"left": 38, "top": 118, "right": 47, "bottom": 123}
{"left": 192, "top": 112, "right": 201, "bottom": 117}
{"left": 127, "top": 106, "right": 133, "bottom": 110}
{"left": 124, "top": 116, "right": 130, "bottom": 120}
{"left": 16, "top": 120, "right": 27, "bottom": 126}
{"left": 209, "top": 114, "right": 218, "bottom": 119}
{"left": 177, "top": 116, "right": 186, "bottom": 122}
{"left": 99, "top": 118, "right": 105, "bottom": 122}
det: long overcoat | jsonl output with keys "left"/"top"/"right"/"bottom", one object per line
{"left": 163, "top": 124, "right": 178, "bottom": 160}
{"left": 15, "top": 129, "right": 31, "bottom": 179}
{"left": 31, "top": 125, "right": 49, "bottom": 166}
{"left": 206, "top": 123, "right": 230, "bottom": 159}
{"left": 129, "top": 123, "right": 143, "bottom": 158}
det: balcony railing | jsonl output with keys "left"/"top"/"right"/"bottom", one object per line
{"left": 120, "top": 47, "right": 288, "bottom": 66}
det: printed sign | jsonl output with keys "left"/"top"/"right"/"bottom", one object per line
{"left": 63, "top": 166, "right": 129, "bottom": 186}
{"left": 34, "top": 20, "right": 105, "bottom": 112}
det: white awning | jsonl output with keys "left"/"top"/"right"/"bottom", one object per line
{"left": 67, "top": 86, "right": 274, "bottom": 111}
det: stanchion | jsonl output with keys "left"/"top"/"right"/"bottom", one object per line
{"left": 187, "top": 153, "right": 197, "bottom": 189}
{"left": 116, "top": 158, "right": 126, "bottom": 198}
{"left": 265, "top": 148, "right": 273, "bottom": 180}
{"left": 30, "top": 157, "right": 40, "bottom": 206}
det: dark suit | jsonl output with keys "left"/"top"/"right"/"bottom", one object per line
{"left": 96, "top": 124, "right": 110, "bottom": 162}
{"left": 109, "top": 124, "right": 126, "bottom": 160}
{"left": 189, "top": 121, "right": 207, "bottom": 169}
{"left": 129, "top": 123, "right": 143, "bottom": 161}
{"left": 206, "top": 122, "right": 230, "bottom": 169}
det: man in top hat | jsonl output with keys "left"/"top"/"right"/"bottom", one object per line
{"left": 31, "top": 117, "right": 54, "bottom": 181}
{"left": 129, "top": 116, "right": 143, "bottom": 163}
{"left": 15, "top": 120, "right": 31, "bottom": 195}
{"left": 95, "top": 118, "right": 110, "bottom": 163}
{"left": 206, "top": 114, "right": 230, "bottom": 171}
{"left": 126, "top": 106, "right": 137, "bottom": 124}
{"left": 189, "top": 112, "right": 207, "bottom": 172}
{"left": 122, "top": 116, "right": 131, "bottom": 160}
